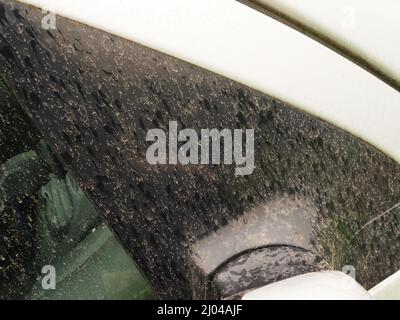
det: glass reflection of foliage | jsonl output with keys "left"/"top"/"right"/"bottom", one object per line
{"left": 0, "top": 79, "right": 154, "bottom": 299}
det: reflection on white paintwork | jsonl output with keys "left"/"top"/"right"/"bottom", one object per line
{"left": 253, "top": 0, "right": 400, "bottom": 89}
{"left": 242, "top": 271, "right": 373, "bottom": 300}
{"left": 369, "top": 270, "right": 400, "bottom": 300}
